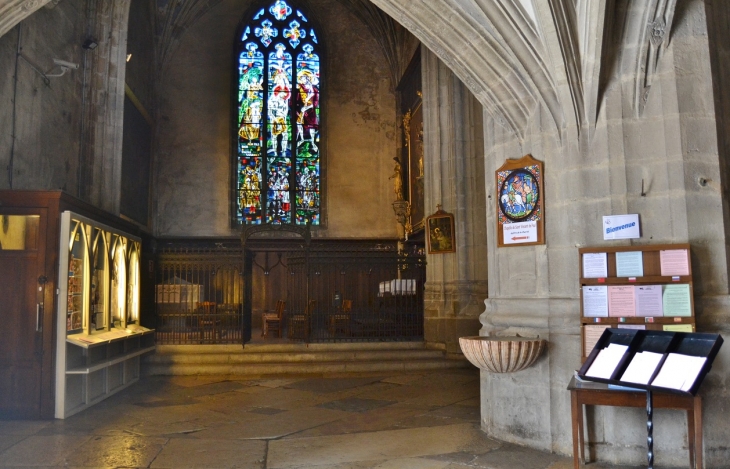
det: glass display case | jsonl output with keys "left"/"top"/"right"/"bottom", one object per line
{"left": 55, "top": 211, "right": 154, "bottom": 419}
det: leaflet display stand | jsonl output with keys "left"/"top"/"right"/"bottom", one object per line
{"left": 577, "top": 328, "right": 723, "bottom": 469}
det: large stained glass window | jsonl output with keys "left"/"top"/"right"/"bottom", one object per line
{"left": 236, "top": 0, "right": 321, "bottom": 225}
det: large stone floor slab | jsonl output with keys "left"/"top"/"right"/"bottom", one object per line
{"left": 0, "top": 369, "right": 683, "bottom": 468}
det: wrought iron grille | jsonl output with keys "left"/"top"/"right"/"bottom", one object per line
{"left": 154, "top": 244, "right": 245, "bottom": 344}
{"left": 153, "top": 239, "right": 425, "bottom": 344}
{"left": 285, "top": 243, "right": 426, "bottom": 342}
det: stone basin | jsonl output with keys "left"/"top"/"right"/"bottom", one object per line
{"left": 459, "top": 335, "right": 546, "bottom": 373}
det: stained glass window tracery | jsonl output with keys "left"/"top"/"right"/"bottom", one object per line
{"left": 236, "top": 0, "right": 320, "bottom": 225}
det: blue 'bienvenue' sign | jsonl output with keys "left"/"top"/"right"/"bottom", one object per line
{"left": 603, "top": 214, "right": 640, "bottom": 240}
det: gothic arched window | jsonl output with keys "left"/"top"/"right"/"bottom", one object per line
{"left": 235, "top": 0, "right": 321, "bottom": 225}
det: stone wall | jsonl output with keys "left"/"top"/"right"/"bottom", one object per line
{"left": 0, "top": 0, "right": 85, "bottom": 193}
{"left": 0, "top": 0, "right": 133, "bottom": 214}
{"left": 2, "top": 0, "right": 730, "bottom": 465}
{"left": 477, "top": 2, "right": 730, "bottom": 466}
{"left": 153, "top": 0, "right": 398, "bottom": 238}
{"left": 372, "top": 0, "right": 730, "bottom": 466}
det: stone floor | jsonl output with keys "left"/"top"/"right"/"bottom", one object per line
{"left": 0, "top": 368, "right": 654, "bottom": 468}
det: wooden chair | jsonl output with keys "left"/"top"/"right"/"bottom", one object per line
{"left": 328, "top": 299, "right": 352, "bottom": 336}
{"left": 262, "top": 300, "right": 285, "bottom": 338}
{"left": 197, "top": 301, "right": 218, "bottom": 342}
{"left": 288, "top": 299, "right": 316, "bottom": 340}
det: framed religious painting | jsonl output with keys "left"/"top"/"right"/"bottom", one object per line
{"left": 397, "top": 49, "right": 424, "bottom": 235}
{"left": 496, "top": 154, "right": 545, "bottom": 247}
{"left": 426, "top": 206, "right": 455, "bottom": 254}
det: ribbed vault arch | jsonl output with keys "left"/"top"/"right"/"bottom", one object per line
{"left": 370, "top": 0, "right": 563, "bottom": 140}
{"left": 0, "top": 0, "right": 681, "bottom": 142}
{"left": 0, "top": 0, "right": 55, "bottom": 39}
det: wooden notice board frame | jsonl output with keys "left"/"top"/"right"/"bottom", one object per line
{"left": 578, "top": 243, "right": 695, "bottom": 363}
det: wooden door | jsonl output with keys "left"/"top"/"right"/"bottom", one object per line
{"left": 0, "top": 210, "right": 48, "bottom": 419}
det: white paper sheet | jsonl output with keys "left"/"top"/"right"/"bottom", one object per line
{"left": 583, "top": 286, "right": 609, "bottom": 317}
{"left": 651, "top": 354, "right": 706, "bottom": 391}
{"left": 583, "top": 252, "right": 608, "bottom": 278}
{"left": 603, "top": 214, "right": 640, "bottom": 240}
{"left": 620, "top": 351, "right": 664, "bottom": 385}
{"left": 585, "top": 343, "right": 628, "bottom": 379}
{"left": 635, "top": 285, "right": 663, "bottom": 317}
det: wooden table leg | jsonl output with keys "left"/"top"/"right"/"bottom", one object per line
{"left": 687, "top": 409, "right": 696, "bottom": 469}
{"left": 687, "top": 406, "right": 696, "bottom": 469}
{"left": 571, "top": 390, "right": 582, "bottom": 469}
{"left": 695, "top": 395, "right": 703, "bottom": 469}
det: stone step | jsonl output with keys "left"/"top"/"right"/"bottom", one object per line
{"left": 143, "top": 358, "right": 469, "bottom": 376}
{"left": 142, "top": 342, "right": 469, "bottom": 376}
{"left": 155, "top": 341, "right": 430, "bottom": 354}
{"left": 146, "top": 349, "right": 446, "bottom": 365}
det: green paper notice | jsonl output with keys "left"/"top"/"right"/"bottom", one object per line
{"left": 662, "top": 284, "right": 692, "bottom": 317}
{"left": 616, "top": 251, "right": 644, "bottom": 277}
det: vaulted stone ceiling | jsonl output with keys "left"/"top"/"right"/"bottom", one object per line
{"left": 154, "top": 0, "right": 417, "bottom": 87}
{"left": 1, "top": 0, "right": 681, "bottom": 140}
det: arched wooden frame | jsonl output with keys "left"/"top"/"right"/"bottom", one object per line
{"left": 495, "top": 154, "right": 545, "bottom": 247}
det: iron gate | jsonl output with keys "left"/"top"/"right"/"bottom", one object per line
{"left": 154, "top": 244, "right": 246, "bottom": 344}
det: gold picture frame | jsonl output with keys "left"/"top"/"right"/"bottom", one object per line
{"left": 426, "top": 207, "right": 455, "bottom": 254}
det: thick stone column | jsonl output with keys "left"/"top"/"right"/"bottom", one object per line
{"left": 422, "top": 47, "right": 488, "bottom": 355}
{"left": 80, "top": 0, "right": 131, "bottom": 213}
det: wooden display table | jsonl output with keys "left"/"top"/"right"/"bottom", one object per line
{"left": 568, "top": 377, "right": 702, "bottom": 469}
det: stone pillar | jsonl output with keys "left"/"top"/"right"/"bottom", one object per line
{"left": 422, "top": 47, "right": 488, "bottom": 355}
{"left": 80, "top": 0, "right": 131, "bottom": 214}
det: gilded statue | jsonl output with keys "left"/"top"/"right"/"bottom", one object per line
{"left": 417, "top": 121, "right": 424, "bottom": 177}
{"left": 389, "top": 157, "right": 404, "bottom": 201}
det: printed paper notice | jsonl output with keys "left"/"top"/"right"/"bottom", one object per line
{"left": 620, "top": 351, "right": 664, "bottom": 385}
{"left": 583, "top": 325, "right": 610, "bottom": 356}
{"left": 583, "top": 252, "right": 608, "bottom": 278}
{"left": 616, "top": 251, "right": 644, "bottom": 277}
{"left": 585, "top": 343, "right": 629, "bottom": 379}
{"left": 663, "top": 324, "right": 693, "bottom": 332}
{"left": 583, "top": 286, "right": 608, "bottom": 317}
{"left": 662, "top": 284, "right": 692, "bottom": 317}
{"left": 503, "top": 221, "right": 538, "bottom": 244}
{"left": 660, "top": 249, "right": 690, "bottom": 276}
{"left": 635, "top": 285, "right": 663, "bottom": 317}
{"left": 651, "top": 353, "right": 706, "bottom": 391}
{"left": 603, "top": 214, "right": 640, "bottom": 240}
{"left": 608, "top": 285, "right": 636, "bottom": 317}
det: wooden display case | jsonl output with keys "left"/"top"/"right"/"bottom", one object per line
{"left": 578, "top": 244, "right": 695, "bottom": 362}
{"left": 0, "top": 191, "right": 152, "bottom": 419}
